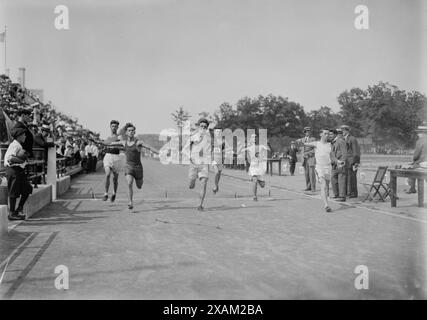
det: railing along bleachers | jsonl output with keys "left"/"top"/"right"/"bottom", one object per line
{"left": 0, "top": 145, "right": 47, "bottom": 188}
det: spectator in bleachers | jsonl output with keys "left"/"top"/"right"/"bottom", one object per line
{"left": 34, "top": 124, "right": 55, "bottom": 163}
{"left": 90, "top": 139, "right": 99, "bottom": 172}
{"left": 12, "top": 108, "right": 34, "bottom": 158}
{"left": 85, "top": 140, "right": 93, "bottom": 173}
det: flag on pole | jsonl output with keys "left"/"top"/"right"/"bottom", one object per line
{"left": 0, "top": 32, "right": 5, "bottom": 43}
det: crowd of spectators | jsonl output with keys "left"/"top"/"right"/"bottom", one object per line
{"left": 0, "top": 74, "right": 103, "bottom": 174}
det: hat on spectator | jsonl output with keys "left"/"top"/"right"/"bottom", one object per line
{"left": 16, "top": 108, "right": 32, "bottom": 116}
{"left": 10, "top": 126, "right": 26, "bottom": 139}
{"left": 303, "top": 127, "right": 311, "bottom": 132}
{"left": 340, "top": 125, "right": 350, "bottom": 130}
{"left": 41, "top": 124, "right": 51, "bottom": 132}
{"left": 336, "top": 128, "right": 343, "bottom": 133}
{"left": 197, "top": 118, "right": 210, "bottom": 126}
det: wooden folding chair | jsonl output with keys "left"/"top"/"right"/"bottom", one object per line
{"left": 361, "top": 166, "right": 391, "bottom": 202}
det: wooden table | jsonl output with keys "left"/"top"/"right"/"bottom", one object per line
{"left": 266, "top": 158, "right": 282, "bottom": 176}
{"left": 389, "top": 168, "right": 427, "bottom": 207}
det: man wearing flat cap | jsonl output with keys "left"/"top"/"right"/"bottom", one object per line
{"left": 296, "top": 127, "right": 316, "bottom": 191}
{"left": 406, "top": 123, "right": 427, "bottom": 194}
{"left": 34, "top": 123, "right": 55, "bottom": 161}
{"left": 341, "top": 125, "right": 361, "bottom": 198}
{"left": 12, "top": 108, "right": 34, "bottom": 158}
{"left": 4, "top": 126, "right": 33, "bottom": 220}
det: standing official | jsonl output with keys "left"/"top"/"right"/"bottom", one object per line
{"left": 286, "top": 141, "right": 298, "bottom": 176}
{"left": 329, "top": 129, "right": 347, "bottom": 201}
{"left": 90, "top": 139, "right": 99, "bottom": 172}
{"left": 296, "top": 127, "right": 316, "bottom": 191}
{"left": 406, "top": 124, "right": 427, "bottom": 193}
{"left": 341, "top": 125, "right": 361, "bottom": 198}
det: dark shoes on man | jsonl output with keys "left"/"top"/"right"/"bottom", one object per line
{"left": 8, "top": 209, "right": 25, "bottom": 221}
{"left": 405, "top": 189, "right": 417, "bottom": 194}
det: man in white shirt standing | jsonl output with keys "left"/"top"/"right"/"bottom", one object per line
{"left": 304, "top": 129, "right": 333, "bottom": 212}
{"left": 4, "top": 127, "right": 33, "bottom": 220}
{"left": 85, "top": 140, "right": 93, "bottom": 173}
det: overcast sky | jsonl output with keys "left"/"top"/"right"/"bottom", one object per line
{"left": 0, "top": 0, "right": 424, "bottom": 138}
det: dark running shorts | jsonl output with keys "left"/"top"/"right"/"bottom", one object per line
{"left": 6, "top": 166, "right": 33, "bottom": 198}
{"left": 125, "top": 164, "right": 143, "bottom": 189}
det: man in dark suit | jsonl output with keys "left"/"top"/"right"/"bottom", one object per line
{"left": 341, "top": 125, "right": 361, "bottom": 198}
{"left": 286, "top": 141, "right": 298, "bottom": 176}
{"left": 12, "top": 108, "right": 34, "bottom": 158}
{"left": 406, "top": 124, "right": 427, "bottom": 193}
{"left": 296, "top": 127, "right": 316, "bottom": 191}
{"left": 34, "top": 124, "right": 55, "bottom": 159}
{"left": 329, "top": 129, "right": 347, "bottom": 201}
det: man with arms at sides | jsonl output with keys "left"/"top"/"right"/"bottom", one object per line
{"left": 296, "top": 127, "right": 316, "bottom": 191}
{"left": 286, "top": 141, "right": 299, "bottom": 176}
{"left": 406, "top": 123, "right": 427, "bottom": 194}
{"left": 341, "top": 125, "right": 361, "bottom": 198}
{"left": 329, "top": 129, "right": 347, "bottom": 202}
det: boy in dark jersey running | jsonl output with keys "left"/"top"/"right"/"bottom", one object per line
{"left": 121, "top": 123, "right": 158, "bottom": 210}
{"left": 102, "top": 120, "right": 123, "bottom": 202}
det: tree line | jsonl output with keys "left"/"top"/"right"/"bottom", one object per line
{"left": 172, "top": 82, "right": 426, "bottom": 152}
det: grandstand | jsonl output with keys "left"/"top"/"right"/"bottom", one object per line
{"left": 0, "top": 73, "right": 103, "bottom": 181}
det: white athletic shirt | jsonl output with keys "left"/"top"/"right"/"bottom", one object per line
{"left": 313, "top": 141, "right": 331, "bottom": 169}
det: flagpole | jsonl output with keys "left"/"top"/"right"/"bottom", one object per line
{"left": 4, "top": 25, "right": 6, "bottom": 75}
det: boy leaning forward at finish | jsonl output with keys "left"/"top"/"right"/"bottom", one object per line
{"left": 183, "top": 118, "right": 212, "bottom": 211}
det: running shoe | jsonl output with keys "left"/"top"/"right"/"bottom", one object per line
{"left": 212, "top": 187, "right": 219, "bottom": 194}
{"left": 196, "top": 205, "right": 204, "bottom": 211}
{"left": 102, "top": 194, "right": 108, "bottom": 201}
{"left": 253, "top": 196, "right": 258, "bottom": 201}
{"left": 111, "top": 194, "right": 116, "bottom": 202}
{"left": 325, "top": 206, "right": 332, "bottom": 212}
{"left": 128, "top": 204, "right": 133, "bottom": 210}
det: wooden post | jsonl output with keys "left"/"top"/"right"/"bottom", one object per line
{"left": 46, "top": 147, "right": 57, "bottom": 201}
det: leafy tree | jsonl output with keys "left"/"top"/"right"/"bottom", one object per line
{"left": 171, "top": 106, "right": 191, "bottom": 128}
{"left": 306, "top": 106, "right": 342, "bottom": 137}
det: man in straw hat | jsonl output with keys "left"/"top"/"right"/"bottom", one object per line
{"left": 406, "top": 122, "right": 427, "bottom": 194}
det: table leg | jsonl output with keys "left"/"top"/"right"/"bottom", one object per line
{"left": 390, "top": 174, "right": 397, "bottom": 207}
{"left": 417, "top": 178, "right": 424, "bottom": 207}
